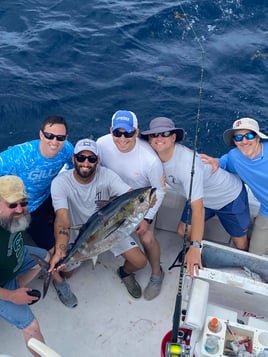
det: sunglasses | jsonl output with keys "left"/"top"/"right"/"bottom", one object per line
{"left": 112, "top": 129, "right": 136, "bottom": 138}
{"left": 75, "top": 154, "right": 98, "bottom": 163}
{"left": 233, "top": 132, "right": 257, "bottom": 142}
{"left": 8, "top": 201, "right": 28, "bottom": 209}
{"left": 42, "top": 131, "right": 67, "bottom": 142}
{"left": 149, "top": 131, "right": 173, "bottom": 138}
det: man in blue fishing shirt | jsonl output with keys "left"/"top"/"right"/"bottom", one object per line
{"left": 0, "top": 115, "right": 77, "bottom": 308}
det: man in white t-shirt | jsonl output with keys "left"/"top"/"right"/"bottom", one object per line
{"left": 141, "top": 117, "right": 250, "bottom": 276}
{"left": 97, "top": 110, "right": 166, "bottom": 300}
{"left": 49, "top": 139, "right": 147, "bottom": 300}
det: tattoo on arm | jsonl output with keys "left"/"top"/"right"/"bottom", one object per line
{"left": 59, "top": 243, "right": 67, "bottom": 252}
{"left": 59, "top": 229, "right": 69, "bottom": 237}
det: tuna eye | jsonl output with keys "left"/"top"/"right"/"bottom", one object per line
{"left": 138, "top": 195, "right": 145, "bottom": 203}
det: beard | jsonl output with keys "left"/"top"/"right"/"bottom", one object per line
{"left": 0, "top": 211, "right": 31, "bottom": 233}
{"left": 74, "top": 161, "right": 98, "bottom": 179}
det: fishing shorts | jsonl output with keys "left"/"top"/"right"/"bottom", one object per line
{"left": 249, "top": 213, "right": 268, "bottom": 255}
{"left": 181, "top": 185, "right": 250, "bottom": 238}
{"left": 62, "top": 236, "right": 139, "bottom": 272}
{"left": 0, "top": 245, "right": 47, "bottom": 329}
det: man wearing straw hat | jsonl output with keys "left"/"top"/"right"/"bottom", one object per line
{"left": 201, "top": 117, "right": 268, "bottom": 256}
{"left": 141, "top": 117, "right": 250, "bottom": 276}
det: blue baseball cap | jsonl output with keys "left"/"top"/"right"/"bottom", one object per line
{"left": 111, "top": 110, "right": 138, "bottom": 133}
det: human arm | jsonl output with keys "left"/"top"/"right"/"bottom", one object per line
{"left": 143, "top": 158, "right": 166, "bottom": 220}
{"left": 49, "top": 208, "right": 70, "bottom": 272}
{"left": 184, "top": 198, "right": 204, "bottom": 276}
{"left": 0, "top": 287, "right": 38, "bottom": 305}
{"left": 199, "top": 153, "right": 220, "bottom": 173}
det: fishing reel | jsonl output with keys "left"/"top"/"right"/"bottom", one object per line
{"left": 165, "top": 342, "right": 190, "bottom": 357}
{"left": 165, "top": 329, "right": 191, "bottom": 357}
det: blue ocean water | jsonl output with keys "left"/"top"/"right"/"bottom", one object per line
{"left": 0, "top": 0, "right": 267, "bottom": 156}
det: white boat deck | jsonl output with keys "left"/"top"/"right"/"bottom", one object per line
{"left": 0, "top": 189, "right": 265, "bottom": 357}
{"left": 0, "top": 227, "right": 181, "bottom": 357}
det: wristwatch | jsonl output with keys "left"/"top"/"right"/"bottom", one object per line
{"left": 189, "top": 240, "right": 202, "bottom": 248}
{"left": 144, "top": 218, "right": 153, "bottom": 224}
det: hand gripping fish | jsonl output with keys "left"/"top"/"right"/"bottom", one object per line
{"left": 31, "top": 186, "right": 157, "bottom": 297}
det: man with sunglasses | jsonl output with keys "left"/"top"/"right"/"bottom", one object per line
{"left": 97, "top": 110, "right": 166, "bottom": 301}
{"left": 201, "top": 117, "right": 268, "bottom": 256}
{"left": 0, "top": 175, "right": 50, "bottom": 357}
{"left": 0, "top": 115, "right": 78, "bottom": 308}
{"left": 141, "top": 117, "right": 251, "bottom": 276}
{"left": 49, "top": 138, "right": 147, "bottom": 299}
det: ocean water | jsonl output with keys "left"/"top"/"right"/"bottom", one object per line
{"left": 0, "top": 0, "right": 267, "bottom": 156}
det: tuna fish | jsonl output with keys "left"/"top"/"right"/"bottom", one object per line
{"left": 32, "top": 186, "right": 157, "bottom": 297}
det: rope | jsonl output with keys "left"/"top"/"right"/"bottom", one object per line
{"left": 170, "top": 2, "right": 206, "bottom": 344}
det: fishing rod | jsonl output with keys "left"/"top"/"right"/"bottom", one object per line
{"left": 165, "top": 2, "right": 206, "bottom": 356}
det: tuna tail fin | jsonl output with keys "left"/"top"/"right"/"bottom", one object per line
{"left": 30, "top": 253, "right": 52, "bottom": 298}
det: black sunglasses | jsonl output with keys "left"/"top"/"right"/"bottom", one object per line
{"left": 233, "top": 132, "right": 257, "bottom": 142}
{"left": 42, "top": 131, "right": 67, "bottom": 142}
{"left": 112, "top": 129, "right": 136, "bottom": 138}
{"left": 149, "top": 131, "right": 173, "bottom": 138}
{"left": 8, "top": 201, "right": 28, "bottom": 209}
{"left": 75, "top": 154, "right": 98, "bottom": 163}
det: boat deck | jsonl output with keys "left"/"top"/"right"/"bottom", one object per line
{"left": 0, "top": 188, "right": 265, "bottom": 357}
{"left": 0, "top": 228, "right": 181, "bottom": 357}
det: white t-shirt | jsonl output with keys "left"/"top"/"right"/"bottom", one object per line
{"left": 97, "top": 135, "right": 166, "bottom": 219}
{"left": 164, "top": 144, "right": 242, "bottom": 210}
{"left": 51, "top": 166, "right": 130, "bottom": 243}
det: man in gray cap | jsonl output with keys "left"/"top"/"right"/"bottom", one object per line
{"left": 201, "top": 117, "right": 268, "bottom": 256}
{"left": 49, "top": 138, "right": 147, "bottom": 300}
{"left": 141, "top": 117, "right": 250, "bottom": 276}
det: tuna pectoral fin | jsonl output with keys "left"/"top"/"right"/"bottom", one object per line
{"left": 30, "top": 253, "right": 51, "bottom": 298}
{"left": 43, "top": 272, "right": 52, "bottom": 298}
{"left": 91, "top": 256, "right": 98, "bottom": 269}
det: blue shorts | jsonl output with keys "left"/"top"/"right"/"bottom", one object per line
{"left": 181, "top": 185, "right": 250, "bottom": 237}
{"left": 0, "top": 245, "right": 47, "bottom": 329}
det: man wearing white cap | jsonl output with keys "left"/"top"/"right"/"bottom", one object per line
{"left": 49, "top": 139, "right": 147, "bottom": 299}
{"left": 97, "top": 110, "right": 166, "bottom": 300}
{"left": 0, "top": 175, "right": 50, "bottom": 357}
{"left": 201, "top": 117, "right": 268, "bottom": 256}
{"left": 141, "top": 117, "right": 250, "bottom": 276}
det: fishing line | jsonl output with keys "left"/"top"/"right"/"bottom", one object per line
{"left": 168, "top": 1, "right": 206, "bottom": 346}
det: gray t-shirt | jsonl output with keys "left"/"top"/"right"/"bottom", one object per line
{"left": 51, "top": 166, "right": 130, "bottom": 243}
{"left": 164, "top": 144, "right": 242, "bottom": 210}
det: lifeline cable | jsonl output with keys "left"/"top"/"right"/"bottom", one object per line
{"left": 169, "top": 2, "right": 206, "bottom": 345}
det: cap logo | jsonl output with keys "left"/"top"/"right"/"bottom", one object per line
{"left": 116, "top": 116, "right": 131, "bottom": 122}
{"left": 82, "top": 141, "right": 92, "bottom": 146}
{"left": 234, "top": 120, "right": 242, "bottom": 128}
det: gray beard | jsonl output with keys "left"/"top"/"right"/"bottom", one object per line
{"left": 0, "top": 212, "right": 31, "bottom": 233}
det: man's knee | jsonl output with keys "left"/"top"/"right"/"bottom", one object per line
{"left": 232, "top": 236, "right": 248, "bottom": 251}
{"left": 139, "top": 229, "right": 155, "bottom": 246}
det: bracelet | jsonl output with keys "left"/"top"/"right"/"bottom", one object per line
{"left": 189, "top": 240, "right": 202, "bottom": 248}
{"left": 144, "top": 218, "right": 153, "bottom": 224}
